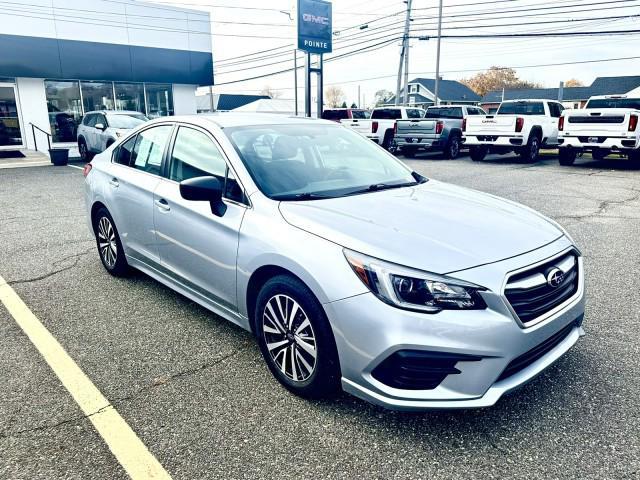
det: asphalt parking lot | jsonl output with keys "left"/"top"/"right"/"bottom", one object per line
{"left": 1, "top": 151, "right": 639, "bottom": 479}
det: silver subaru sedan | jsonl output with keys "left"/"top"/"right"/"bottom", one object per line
{"left": 83, "top": 114, "right": 585, "bottom": 411}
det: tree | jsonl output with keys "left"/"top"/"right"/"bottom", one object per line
{"left": 350, "top": 102, "right": 358, "bottom": 108}
{"left": 325, "top": 86, "right": 345, "bottom": 107}
{"left": 260, "top": 85, "right": 282, "bottom": 99}
{"left": 460, "top": 67, "right": 541, "bottom": 96}
{"left": 564, "top": 78, "right": 584, "bottom": 87}
{"left": 374, "top": 89, "right": 394, "bottom": 106}
{"left": 340, "top": 101, "right": 348, "bottom": 108}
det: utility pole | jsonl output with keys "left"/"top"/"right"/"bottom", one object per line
{"left": 395, "top": 0, "right": 412, "bottom": 106}
{"left": 403, "top": 30, "right": 410, "bottom": 105}
{"left": 434, "top": 0, "right": 443, "bottom": 106}
{"left": 358, "top": 84, "right": 361, "bottom": 108}
{"left": 294, "top": 49, "right": 298, "bottom": 116}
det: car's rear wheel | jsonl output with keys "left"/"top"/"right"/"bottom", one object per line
{"left": 592, "top": 149, "right": 608, "bottom": 161}
{"left": 444, "top": 134, "right": 461, "bottom": 159}
{"left": 78, "top": 138, "right": 90, "bottom": 162}
{"left": 94, "top": 208, "right": 129, "bottom": 276}
{"left": 382, "top": 130, "right": 394, "bottom": 151}
{"left": 255, "top": 275, "right": 341, "bottom": 398}
{"left": 520, "top": 134, "right": 540, "bottom": 163}
{"left": 558, "top": 148, "right": 576, "bottom": 166}
{"left": 469, "top": 145, "right": 488, "bottom": 162}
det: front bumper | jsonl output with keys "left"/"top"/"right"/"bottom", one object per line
{"left": 559, "top": 134, "right": 639, "bottom": 151}
{"left": 324, "top": 239, "right": 585, "bottom": 411}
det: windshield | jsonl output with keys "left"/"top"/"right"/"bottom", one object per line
{"left": 425, "top": 107, "right": 463, "bottom": 119}
{"left": 107, "top": 113, "right": 148, "bottom": 129}
{"left": 497, "top": 102, "right": 545, "bottom": 115}
{"left": 351, "top": 110, "right": 371, "bottom": 119}
{"left": 586, "top": 98, "right": 640, "bottom": 110}
{"left": 225, "top": 124, "right": 421, "bottom": 200}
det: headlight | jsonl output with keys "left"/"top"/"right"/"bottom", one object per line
{"left": 344, "top": 249, "right": 487, "bottom": 313}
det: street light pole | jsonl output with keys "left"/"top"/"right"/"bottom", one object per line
{"left": 434, "top": 0, "right": 443, "bottom": 106}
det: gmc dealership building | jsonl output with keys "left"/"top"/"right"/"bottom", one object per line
{"left": 0, "top": 0, "right": 213, "bottom": 154}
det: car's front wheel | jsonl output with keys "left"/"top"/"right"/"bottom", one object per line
{"left": 255, "top": 275, "right": 341, "bottom": 398}
{"left": 93, "top": 208, "right": 129, "bottom": 276}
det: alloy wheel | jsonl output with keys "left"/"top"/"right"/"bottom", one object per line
{"left": 262, "top": 294, "right": 317, "bottom": 382}
{"left": 450, "top": 138, "right": 460, "bottom": 158}
{"left": 97, "top": 217, "right": 117, "bottom": 268}
{"left": 530, "top": 138, "right": 539, "bottom": 161}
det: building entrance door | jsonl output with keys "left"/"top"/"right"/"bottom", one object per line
{"left": 0, "top": 83, "right": 25, "bottom": 150}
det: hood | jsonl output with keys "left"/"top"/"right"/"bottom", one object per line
{"left": 279, "top": 180, "right": 563, "bottom": 274}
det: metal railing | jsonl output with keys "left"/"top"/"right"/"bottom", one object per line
{"left": 29, "top": 123, "right": 52, "bottom": 151}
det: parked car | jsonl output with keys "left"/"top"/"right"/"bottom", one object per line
{"left": 395, "top": 105, "right": 487, "bottom": 159}
{"left": 557, "top": 95, "right": 640, "bottom": 165}
{"left": 84, "top": 114, "right": 585, "bottom": 411}
{"left": 463, "top": 99, "right": 564, "bottom": 162}
{"left": 77, "top": 110, "right": 148, "bottom": 161}
{"left": 321, "top": 108, "right": 370, "bottom": 122}
{"left": 341, "top": 106, "right": 425, "bottom": 150}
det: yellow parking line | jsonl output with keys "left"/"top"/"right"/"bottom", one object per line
{"left": 0, "top": 274, "right": 171, "bottom": 480}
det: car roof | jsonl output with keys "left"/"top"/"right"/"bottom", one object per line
{"left": 84, "top": 110, "right": 145, "bottom": 115}
{"left": 500, "top": 99, "right": 556, "bottom": 103}
{"left": 150, "top": 113, "right": 337, "bottom": 129}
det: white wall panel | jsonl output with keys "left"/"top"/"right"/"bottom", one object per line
{"left": 173, "top": 84, "right": 197, "bottom": 115}
{"left": 15, "top": 78, "right": 51, "bottom": 153}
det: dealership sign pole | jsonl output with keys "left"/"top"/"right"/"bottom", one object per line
{"left": 296, "top": 0, "right": 332, "bottom": 118}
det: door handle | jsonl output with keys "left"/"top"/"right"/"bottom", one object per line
{"left": 155, "top": 198, "right": 170, "bottom": 211}
{"left": 109, "top": 177, "right": 119, "bottom": 187}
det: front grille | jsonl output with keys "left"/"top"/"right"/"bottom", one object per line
{"left": 497, "top": 321, "right": 576, "bottom": 381}
{"left": 504, "top": 251, "right": 580, "bottom": 326}
{"left": 371, "top": 350, "right": 481, "bottom": 390}
{"left": 569, "top": 116, "right": 625, "bottom": 124}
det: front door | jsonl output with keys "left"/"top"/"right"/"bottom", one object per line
{"left": 0, "top": 84, "right": 24, "bottom": 150}
{"left": 153, "top": 125, "right": 247, "bottom": 310}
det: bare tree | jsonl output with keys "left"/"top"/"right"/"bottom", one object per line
{"left": 374, "top": 89, "right": 394, "bottom": 106}
{"left": 325, "top": 86, "right": 345, "bottom": 108}
{"left": 260, "top": 85, "right": 282, "bottom": 99}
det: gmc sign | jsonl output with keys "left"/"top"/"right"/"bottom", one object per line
{"left": 297, "top": 0, "right": 332, "bottom": 54}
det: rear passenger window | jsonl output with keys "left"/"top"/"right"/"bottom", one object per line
{"left": 169, "top": 127, "right": 227, "bottom": 182}
{"left": 407, "top": 109, "right": 424, "bottom": 119}
{"left": 131, "top": 125, "right": 172, "bottom": 175}
{"left": 114, "top": 136, "right": 136, "bottom": 165}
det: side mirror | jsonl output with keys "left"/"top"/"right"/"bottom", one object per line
{"left": 179, "top": 176, "right": 227, "bottom": 216}
{"left": 95, "top": 123, "right": 106, "bottom": 131}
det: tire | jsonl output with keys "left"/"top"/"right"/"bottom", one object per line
{"left": 592, "top": 149, "right": 607, "bottom": 161}
{"left": 93, "top": 208, "right": 129, "bottom": 277}
{"left": 402, "top": 146, "right": 417, "bottom": 158}
{"left": 444, "top": 134, "right": 461, "bottom": 159}
{"left": 469, "top": 145, "right": 488, "bottom": 162}
{"left": 78, "top": 138, "right": 91, "bottom": 162}
{"left": 558, "top": 148, "right": 577, "bottom": 166}
{"left": 519, "top": 133, "right": 541, "bottom": 163}
{"left": 255, "top": 275, "right": 341, "bottom": 399}
{"left": 382, "top": 130, "right": 394, "bottom": 150}
{"left": 629, "top": 150, "right": 640, "bottom": 162}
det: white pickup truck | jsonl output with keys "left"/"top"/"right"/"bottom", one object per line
{"left": 463, "top": 99, "right": 565, "bottom": 162}
{"left": 557, "top": 95, "right": 640, "bottom": 165}
{"left": 341, "top": 106, "right": 425, "bottom": 150}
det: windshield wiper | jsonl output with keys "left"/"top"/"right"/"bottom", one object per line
{"left": 344, "top": 181, "right": 420, "bottom": 196}
{"left": 271, "top": 192, "right": 336, "bottom": 201}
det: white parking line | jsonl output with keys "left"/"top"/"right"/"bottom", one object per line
{"left": 67, "top": 164, "right": 84, "bottom": 170}
{"left": 0, "top": 273, "right": 172, "bottom": 480}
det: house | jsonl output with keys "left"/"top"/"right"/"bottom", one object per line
{"left": 480, "top": 76, "right": 640, "bottom": 112}
{"left": 384, "top": 78, "right": 481, "bottom": 108}
{"left": 196, "top": 94, "right": 270, "bottom": 113}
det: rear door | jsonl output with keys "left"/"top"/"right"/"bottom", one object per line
{"left": 153, "top": 124, "right": 247, "bottom": 310}
{"left": 108, "top": 124, "right": 174, "bottom": 264}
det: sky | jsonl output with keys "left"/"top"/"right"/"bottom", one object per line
{"left": 155, "top": 0, "right": 640, "bottom": 106}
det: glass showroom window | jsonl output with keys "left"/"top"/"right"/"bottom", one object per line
{"left": 45, "top": 80, "right": 83, "bottom": 143}
{"left": 145, "top": 84, "right": 174, "bottom": 118}
{"left": 115, "top": 83, "right": 145, "bottom": 113}
{"left": 81, "top": 81, "right": 115, "bottom": 112}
